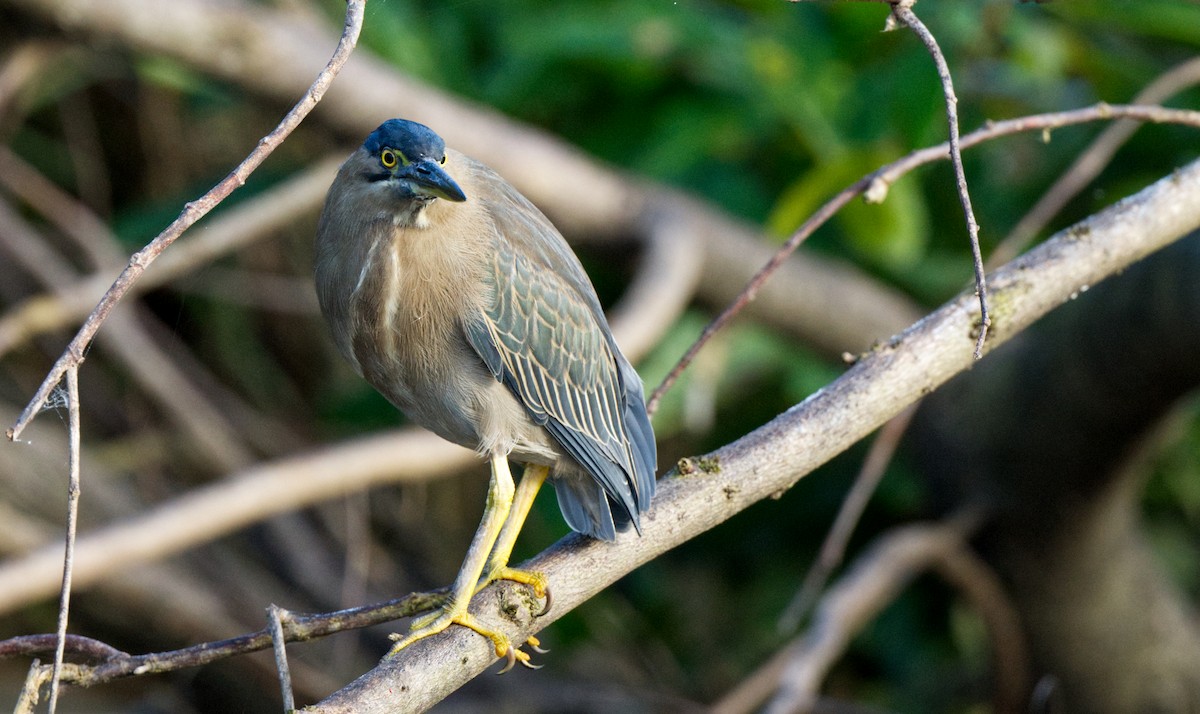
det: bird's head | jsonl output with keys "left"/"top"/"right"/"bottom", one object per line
{"left": 359, "top": 119, "right": 467, "bottom": 205}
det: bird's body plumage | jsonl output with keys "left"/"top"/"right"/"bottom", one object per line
{"left": 316, "top": 118, "right": 656, "bottom": 667}
{"left": 316, "top": 123, "right": 656, "bottom": 541}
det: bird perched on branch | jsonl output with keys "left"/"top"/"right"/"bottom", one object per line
{"left": 315, "top": 118, "right": 657, "bottom": 670}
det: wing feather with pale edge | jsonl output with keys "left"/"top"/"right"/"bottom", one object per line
{"left": 460, "top": 160, "right": 653, "bottom": 532}
{"left": 465, "top": 246, "right": 639, "bottom": 525}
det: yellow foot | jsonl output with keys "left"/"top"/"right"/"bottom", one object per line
{"left": 477, "top": 566, "right": 552, "bottom": 616}
{"left": 387, "top": 607, "right": 544, "bottom": 673}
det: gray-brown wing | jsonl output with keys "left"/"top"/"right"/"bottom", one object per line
{"left": 459, "top": 160, "right": 654, "bottom": 536}
{"left": 465, "top": 240, "right": 642, "bottom": 530}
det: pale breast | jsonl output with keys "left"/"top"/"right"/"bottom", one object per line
{"left": 344, "top": 209, "right": 558, "bottom": 464}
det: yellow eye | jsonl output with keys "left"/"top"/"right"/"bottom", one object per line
{"left": 380, "top": 148, "right": 398, "bottom": 168}
{"left": 440, "top": 155, "right": 447, "bottom": 165}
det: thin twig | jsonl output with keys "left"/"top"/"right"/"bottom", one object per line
{"left": 15, "top": 658, "right": 43, "bottom": 714}
{"left": 268, "top": 605, "right": 296, "bottom": 713}
{"left": 0, "top": 591, "right": 446, "bottom": 687}
{"left": 5, "top": 0, "right": 367, "bottom": 443}
{"left": 888, "top": 2, "right": 989, "bottom": 358}
{"left": 763, "top": 515, "right": 1029, "bottom": 714}
{"left": 646, "top": 102, "right": 1200, "bottom": 413}
{"left": 0, "top": 635, "right": 127, "bottom": 662}
{"left": 47, "top": 366, "right": 81, "bottom": 714}
{"left": 645, "top": 177, "right": 855, "bottom": 415}
{"left": 777, "top": 405, "right": 917, "bottom": 633}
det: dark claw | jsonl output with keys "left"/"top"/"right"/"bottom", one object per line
{"left": 535, "top": 585, "right": 552, "bottom": 617}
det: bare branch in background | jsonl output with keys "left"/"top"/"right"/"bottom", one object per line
{"left": 6, "top": 0, "right": 367, "bottom": 442}
{"left": 761, "top": 517, "right": 1027, "bottom": 714}
{"left": 0, "top": 196, "right": 259, "bottom": 469}
{"left": 777, "top": 406, "right": 917, "bottom": 633}
{"left": 47, "top": 366, "right": 80, "bottom": 714}
{"left": 0, "top": 153, "right": 343, "bottom": 358}
{"left": 0, "top": 428, "right": 471, "bottom": 616}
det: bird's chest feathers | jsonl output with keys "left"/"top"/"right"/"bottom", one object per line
{"left": 350, "top": 221, "right": 485, "bottom": 375}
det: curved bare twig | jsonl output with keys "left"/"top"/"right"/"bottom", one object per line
{"left": 888, "top": 2, "right": 989, "bottom": 358}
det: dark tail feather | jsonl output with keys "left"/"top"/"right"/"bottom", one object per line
{"left": 618, "top": 357, "right": 658, "bottom": 512}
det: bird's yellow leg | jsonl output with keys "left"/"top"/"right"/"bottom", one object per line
{"left": 479, "top": 464, "right": 550, "bottom": 600}
{"left": 388, "top": 454, "right": 533, "bottom": 669}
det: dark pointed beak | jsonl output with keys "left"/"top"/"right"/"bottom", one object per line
{"left": 408, "top": 159, "right": 466, "bottom": 202}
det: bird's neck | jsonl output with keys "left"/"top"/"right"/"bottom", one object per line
{"left": 392, "top": 198, "right": 435, "bottom": 229}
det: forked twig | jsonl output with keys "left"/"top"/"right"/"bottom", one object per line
{"left": 5, "top": 0, "right": 367, "bottom": 443}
